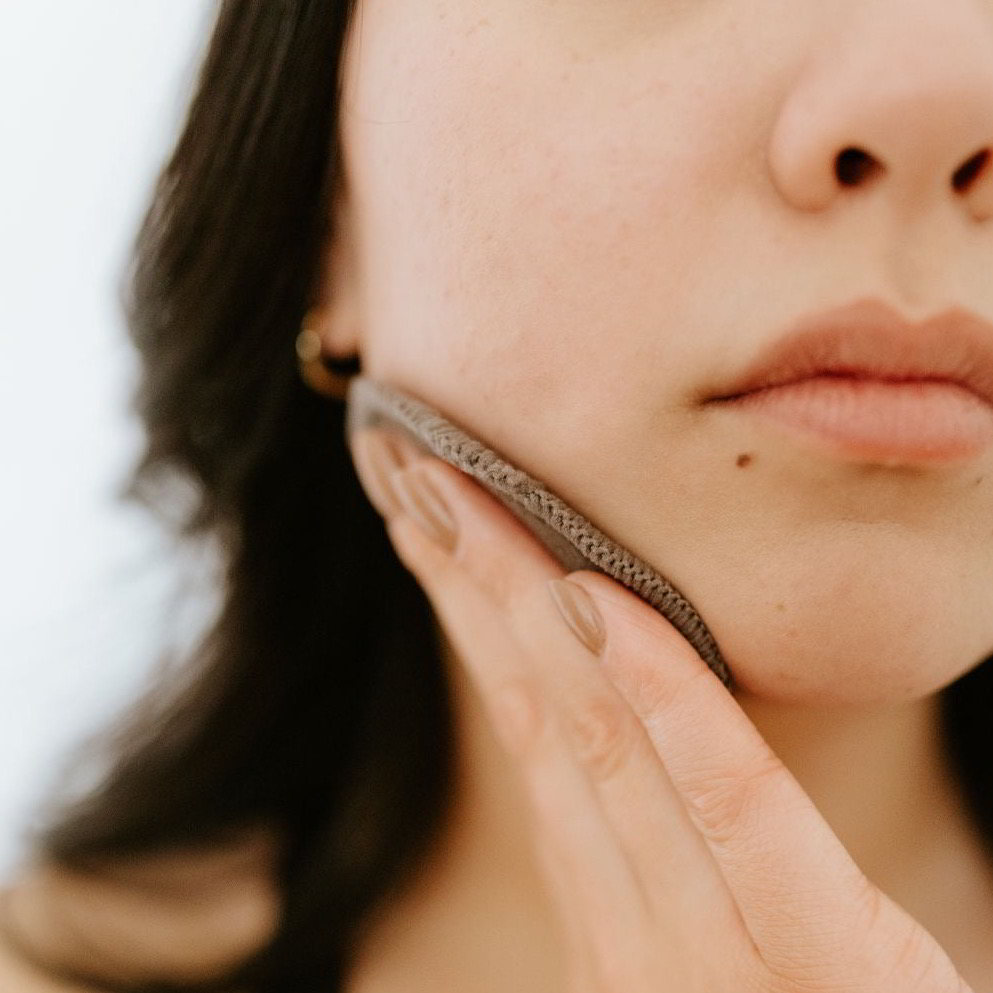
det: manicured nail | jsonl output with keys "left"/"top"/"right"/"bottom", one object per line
{"left": 391, "top": 464, "right": 458, "bottom": 552}
{"left": 547, "top": 579, "right": 606, "bottom": 657}
{"left": 352, "top": 430, "right": 405, "bottom": 517}
{"left": 387, "top": 430, "right": 430, "bottom": 465}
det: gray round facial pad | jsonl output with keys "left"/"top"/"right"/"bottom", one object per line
{"left": 344, "top": 375, "right": 731, "bottom": 689}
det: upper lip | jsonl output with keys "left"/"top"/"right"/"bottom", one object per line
{"left": 710, "top": 297, "right": 993, "bottom": 409}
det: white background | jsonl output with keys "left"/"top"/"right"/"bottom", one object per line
{"left": 0, "top": 1, "right": 218, "bottom": 877}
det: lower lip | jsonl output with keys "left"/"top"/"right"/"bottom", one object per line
{"left": 713, "top": 376, "right": 993, "bottom": 463}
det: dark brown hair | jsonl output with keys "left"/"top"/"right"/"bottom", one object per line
{"left": 15, "top": 3, "right": 453, "bottom": 990}
{"left": 14, "top": 1, "right": 993, "bottom": 990}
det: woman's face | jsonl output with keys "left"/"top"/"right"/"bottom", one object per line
{"left": 325, "top": 0, "right": 993, "bottom": 704}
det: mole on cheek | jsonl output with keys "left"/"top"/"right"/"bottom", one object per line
{"left": 736, "top": 453, "right": 754, "bottom": 468}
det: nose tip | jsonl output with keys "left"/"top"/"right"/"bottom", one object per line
{"left": 771, "top": 102, "right": 993, "bottom": 220}
{"left": 767, "top": 8, "right": 993, "bottom": 221}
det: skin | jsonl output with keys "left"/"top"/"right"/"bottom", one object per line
{"left": 343, "top": 435, "right": 982, "bottom": 991}
{"left": 311, "top": 0, "right": 993, "bottom": 990}
{"left": 4, "top": 0, "right": 993, "bottom": 987}
{"left": 325, "top": 0, "right": 993, "bottom": 704}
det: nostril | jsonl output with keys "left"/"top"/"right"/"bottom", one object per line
{"left": 952, "top": 148, "right": 990, "bottom": 193}
{"left": 835, "top": 146, "right": 883, "bottom": 187}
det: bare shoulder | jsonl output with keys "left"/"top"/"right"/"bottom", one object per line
{"left": 0, "top": 831, "right": 281, "bottom": 991}
{"left": 0, "top": 900, "right": 101, "bottom": 992}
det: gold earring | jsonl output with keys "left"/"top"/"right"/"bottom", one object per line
{"left": 295, "top": 309, "right": 360, "bottom": 401}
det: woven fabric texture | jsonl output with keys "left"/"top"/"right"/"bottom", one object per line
{"left": 345, "top": 375, "right": 731, "bottom": 688}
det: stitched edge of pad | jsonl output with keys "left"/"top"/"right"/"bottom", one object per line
{"left": 345, "top": 375, "right": 731, "bottom": 689}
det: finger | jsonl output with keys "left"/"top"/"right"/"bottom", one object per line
{"left": 371, "top": 442, "right": 748, "bottom": 948}
{"left": 352, "top": 429, "right": 956, "bottom": 990}
{"left": 506, "top": 686, "right": 656, "bottom": 989}
{"left": 363, "top": 445, "right": 643, "bottom": 968}
{"left": 350, "top": 425, "right": 567, "bottom": 717}
{"left": 351, "top": 430, "right": 545, "bottom": 769}
{"left": 566, "top": 570, "right": 880, "bottom": 965}
{"left": 530, "top": 830, "right": 601, "bottom": 993}
{"left": 376, "top": 463, "right": 659, "bottom": 965}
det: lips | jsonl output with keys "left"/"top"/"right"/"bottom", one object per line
{"left": 707, "top": 297, "right": 993, "bottom": 463}
{"left": 709, "top": 297, "right": 993, "bottom": 408}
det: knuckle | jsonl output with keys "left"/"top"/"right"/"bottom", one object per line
{"left": 386, "top": 512, "right": 456, "bottom": 585}
{"left": 684, "top": 750, "right": 786, "bottom": 847}
{"left": 864, "top": 911, "right": 963, "bottom": 992}
{"left": 849, "top": 874, "right": 887, "bottom": 937}
{"left": 453, "top": 535, "right": 518, "bottom": 608}
{"left": 567, "top": 690, "right": 637, "bottom": 782}
{"left": 489, "top": 676, "right": 545, "bottom": 754}
{"left": 592, "top": 958, "right": 641, "bottom": 993}
{"left": 589, "top": 928, "right": 664, "bottom": 993}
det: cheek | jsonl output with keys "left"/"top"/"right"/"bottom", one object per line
{"left": 338, "top": 0, "right": 818, "bottom": 440}
{"left": 339, "top": 3, "right": 741, "bottom": 424}
{"left": 338, "top": 2, "right": 993, "bottom": 706}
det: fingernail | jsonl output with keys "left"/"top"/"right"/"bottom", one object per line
{"left": 391, "top": 464, "right": 459, "bottom": 553}
{"left": 547, "top": 579, "right": 606, "bottom": 657}
{"left": 352, "top": 430, "right": 405, "bottom": 518}
{"left": 387, "top": 429, "right": 430, "bottom": 465}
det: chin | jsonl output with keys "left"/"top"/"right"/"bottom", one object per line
{"left": 726, "top": 634, "right": 989, "bottom": 707}
{"left": 697, "top": 555, "right": 993, "bottom": 707}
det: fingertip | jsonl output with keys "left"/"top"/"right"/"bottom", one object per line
{"left": 558, "top": 570, "right": 618, "bottom": 605}
{"left": 562, "top": 571, "right": 709, "bottom": 670}
{"left": 560, "top": 571, "right": 660, "bottom": 628}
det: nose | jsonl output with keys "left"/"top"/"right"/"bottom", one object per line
{"left": 768, "top": 0, "right": 993, "bottom": 221}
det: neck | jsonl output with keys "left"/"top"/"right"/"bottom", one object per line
{"left": 734, "top": 688, "right": 993, "bottom": 979}
{"left": 736, "top": 691, "right": 945, "bottom": 882}
{"left": 736, "top": 690, "right": 982, "bottom": 886}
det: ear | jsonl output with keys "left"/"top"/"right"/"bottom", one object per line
{"left": 306, "top": 184, "right": 362, "bottom": 360}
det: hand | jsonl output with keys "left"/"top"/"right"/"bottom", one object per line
{"left": 350, "top": 426, "right": 972, "bottom": 993}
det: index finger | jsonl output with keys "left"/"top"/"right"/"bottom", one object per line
{"left": 567, "top": 571, "right": 879, "bottom": 970}
{"left": 372, "top": 448, "right": 752, "bottom": 942}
